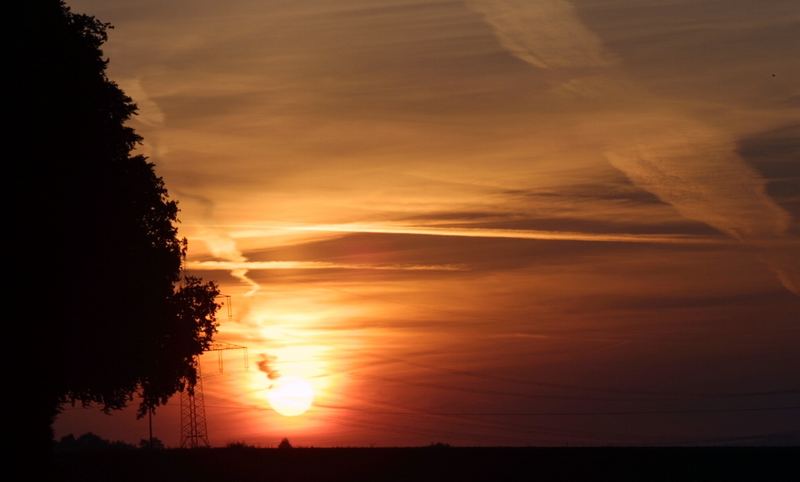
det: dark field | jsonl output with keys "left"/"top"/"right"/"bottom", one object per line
{"left": 52, "top": 447, "right": 799, "bottom": 482}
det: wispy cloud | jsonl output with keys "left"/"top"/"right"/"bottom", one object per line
{"left": 118, "top": 77, "right": 165, "bottom": 127}
{"left": 466, "top": 0, "right": 614, "bottom": 69}
{"left": 467, "top": 0, "right": 799, "bottom": 295}
{"left": 61, "top": 0, "right": 800, "bottom": 449}
{"left": 187, "top": 260, "right": 466, "bottom": 271}
{"left": 194, "top": 232, "right": 261, "bottom": 296}
{"left": 227, "top": 223, "right": 728, "bottom": 245}
{"left": 605, "top": 119, "right": 799, "bottom": 295}
{"left": 256, "top": 353, "right": 280, "bottom": 381}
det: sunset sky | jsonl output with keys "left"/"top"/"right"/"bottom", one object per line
{"left": 57, "top": 0, "right": 799, "bottom": 446}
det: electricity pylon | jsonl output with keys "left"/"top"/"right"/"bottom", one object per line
{"left": 179, "top": 362, "right": 210, "bottom": 448}
{"left": 179, "top": 295, "right": 248, "bottom": 448}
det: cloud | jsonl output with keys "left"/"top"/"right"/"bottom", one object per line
{"left": 230, "top": 223, "right": 728, "bottom": 245}
{"left": 186, "top": 260, "right": 466, "bottom": 271}
{"left": 196, "top": 231, "right": 261, "bottom": 296}
{"left": 466, "top": 0, "right": 614, "bottom": 69}
{"left": 605, "top": 118, "right": 799, "bottom": 295}
{"left": 118, "top": 77, "right": 166, "bottom": 127}
{"left": 466, "top": 0, "right": 799, "bottom": 295}
{"left": 737, "top": 123, "right": 800, "bottom": 220}
{"left": 256, "top": 353, "right": 280, "bottom": 381}
{"left": 460, "top": 216, "right": 720, "bottom": 237}
{"left": 179, "top": 193, "right": 261, "bottom": 296}
{"left": 117, "top": 78, "right": 267, "bottom": 295}
{"left": 605, "top": 120, "right": 791, "bottom": 240}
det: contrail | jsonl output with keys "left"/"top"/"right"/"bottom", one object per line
{"left": 605, "top": 120, "right": 799, "bottom": 295}
{"left": 187, "top": 260, "right": 466, "bottom": 271}
{"left": 192, "top": 229, "right": 261, "bottom": 297}
{"left": 173, "top": 193, "right": 262, "bottom": 297}
{"left": 229, "top": 223, "right": 729, "bottom": 245}
{"left": 465, "top": 0, "right": 613, "bottom": 69}
{"left": 466, "top": 0, "right": 799, "bottom": 294}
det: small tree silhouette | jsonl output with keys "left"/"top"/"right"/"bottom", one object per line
{"left": 227, "top": 441, "right": 256, "bottom": 449}
{"left": 427, "top": 442, "right": 451, "bottom": 449}
{"left": 56, "top": 433, "right": 136, "bottom": 451}
{"left": 278, "top": 438, "right": 293, "bottom": 449}
{"left": 139, "top": 438, "right": 165, "bottom": 450}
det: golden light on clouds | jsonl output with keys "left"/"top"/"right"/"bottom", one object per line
{"left": 57, "top": 0, "right": 800, "bottom": 447}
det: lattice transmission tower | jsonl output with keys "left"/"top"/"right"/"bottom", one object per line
{"left": 180, "top": 295, "right": 248, "bottom": 448}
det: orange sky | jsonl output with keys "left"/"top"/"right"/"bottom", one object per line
{"left": 57, "top": 0, "right": 800, "bottom": 446}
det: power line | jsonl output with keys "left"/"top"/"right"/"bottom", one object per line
{"left": 316, "top": 404, "right": 800, "bottom": 417}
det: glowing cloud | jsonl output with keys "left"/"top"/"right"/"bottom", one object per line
{"left": 197, "top": 231, "right": 261, "bottom": 296}
{"left": 605, "top": 118, "right": 799, "bottom": 295}
{"left": 187, "top": 260, "right": 466, "bottom": 271}
{"left": 229, "top": 223, "right": 728, "bottom": 245}
{"left": 467, "top": 0, "right": 799, "bottom": 295}
{"left": 256, "top": 353, "right": 280, "bottom": 381}
{"left": 466, "top": 0, "right": 614, "bottom": 69}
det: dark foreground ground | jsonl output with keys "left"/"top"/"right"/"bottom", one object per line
{"left": 51, "top": 447, "right": 799, "bottom": 482}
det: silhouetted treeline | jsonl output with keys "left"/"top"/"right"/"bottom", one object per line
{"left": 56, "top": 433, "right": 166, "bottom": 451}
{"left": 51, "top": 447, "right": 800, "bottom": 482}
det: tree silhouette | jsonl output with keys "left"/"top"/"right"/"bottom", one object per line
{"left": 21, "top": 1, "right": 220, "bottom": 454}
{"left": 56, "top": 433, "right": 136, "bottom": 451}
{"left": 139, "top": 437, "right": 165, "bottom": 450}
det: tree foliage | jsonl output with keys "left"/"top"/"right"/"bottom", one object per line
{"left": 22, "top": 1, "right": 220, "bottom": 448}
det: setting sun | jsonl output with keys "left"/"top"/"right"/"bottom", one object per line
{"left": 266, "top": 377, "right": 314, "bottom": 417}
{"left": 48, "top": 0, "right": 800, "bottom": 471}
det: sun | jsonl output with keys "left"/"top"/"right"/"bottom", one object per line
{"left": 266, "top": 376, "right": 314, "bottom": 416}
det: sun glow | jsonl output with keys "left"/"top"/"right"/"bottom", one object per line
{"left": 266, "top": 376, "right": 315, "bottom": 417}
{"left": 220, "top": 295, "right": 364, "bottom": 427}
